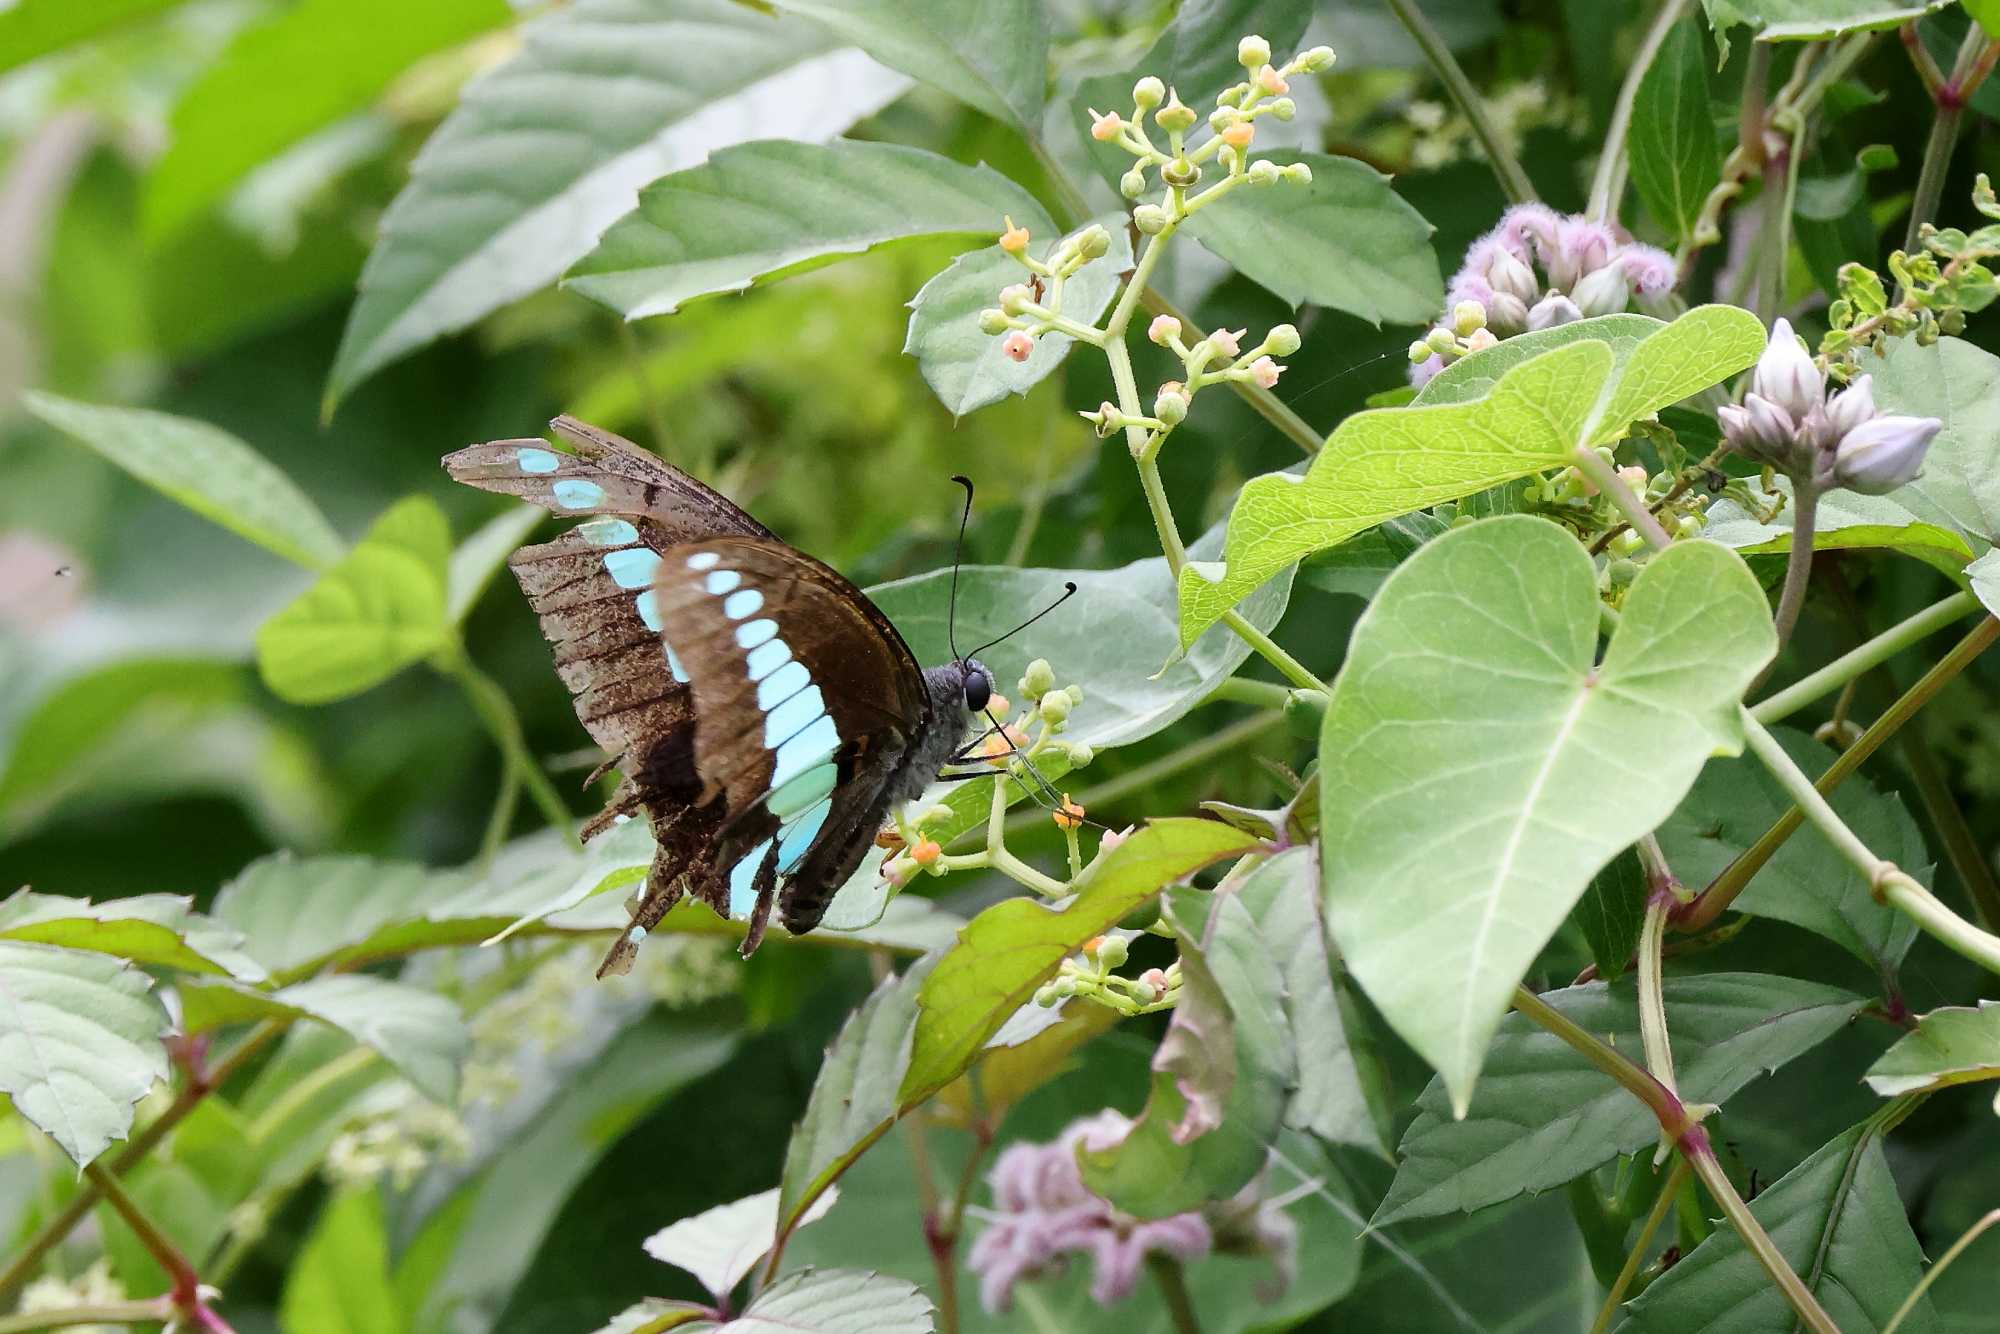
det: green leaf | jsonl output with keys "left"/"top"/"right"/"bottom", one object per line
{"left": 680, "top": 1268, "right": 934, "bottom": 1334}
{"left": 143, "top": 0, "right": 511, "bottom": 241}
{"left": 255, "top": 496, "right": 451, "bottom": 704}
{"left": 899, "top": 819, "right": 1263, "bottom": 1107}
{"left": 1623, "top": 1120, "right": 1939, "bottom": 1332}
{"left": 1972, "top": 548, "right": 2000, "bottom": 616}
{"left": 644, "top": 1187, "right": 840, "bottom": 1301}
{"left": 0, "top": 0, "right": 190, "bottom": 75}
{"left": 0, "top": 889, "right": 264, "bottom": 981}
{"left": 1865, "top": 1000, "right": 2000, "bottom": 1095}
{"left": 212, "top": 852, "right": 476, "bottom": 978}
{"left": 929, "top": 999, "right": 1120, "bottom": 1130}
{"left": 325, "top": 0, "right": 910, "bottom": 408}
{"left": 1185, "top": 152, "right": 1442, "bottom": 324}
{"left": 446, "top": 503, "right": 545, "bottom": 626}
{"left": 1574, "top": 849, "right": 1647, "bottom": 982}
{"left": 1702, "top": 0, "right": 1954, "bottom": 41}
{"left": 23, "top": 391, "right": 344, "bottom": 570}
{"left": 593, "top": 1301, "right": 711, "bottom": 1334}
{"left": 1413, "top": 312, "right": 1665, "bottom": 406}
{"left": 179, "top": 974, "right": 468, "bottom": 1104}
{"left": 281, "top": 1187, "right": 406, "bottom": 1334}
{"left": 1971, "top": 0, "right": 2000, "bottom": 39}
{"left": 1319, "top": 520, "right": 1776, "bottom": 1112}
{"left": 767, "top": 0, "right": 1045, "bottom": 130}
{"left": 1373, "top": 973, "right": 1865, "bottom": 1225}
{"left": 1656, "top": 728, "right": 1927, "bottom": 976}
{"left": 1869, "top": 336, "right": 2000, "bottom": 550}
{"left": 565, "top": 140, "right": 1048, "bottom": 320}
{"left": 1176, "top": 306, "right": 1766, "bottom": 646}
{"left": 904, "top": 219, "right": 1129, "bottom": 417}
{"left": 0, "top": 941, "right": 170, "bottom": 1165}
{"left": 1703, "top": 473, "right": 1978, "bottom": 577}
{"left": 1628, "top": 19, "right": 1720, "bottom": 242}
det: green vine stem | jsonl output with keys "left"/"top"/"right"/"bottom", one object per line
{"left": 445, "top": 653, "right": 580, "bottom": 848}
{"left": 1572, "top": 444, "right": 1673, "bottom": 550}
{"left": 1135, "top": 290, "right": 1322, "bottom": 457}
{"left": 1902, "top": 26, "right": 2000, "bottom": 259}
{"left": 1752, "top": 589, "right": 1980, "bottom": 724}
{"left": 1884, "top": 1207, "right": 2000, "bottom": 1334}
{"left": 1381, "top": 0, "right": 1536, "bottom": 204}
{"left": 1767, "top": 483, "right": 1819, "bottom": 653}
{"left": 1680, "top": 1143, "right": 1840, "bottom": 1334}
{"left": 86, "top": 1161, "right": 234, "bottom": 1332}
{"left": 0, "top": 1300, "right": 178, "bottom": 1333}
{"left": 1587, "top": 0, "right": 1695, "bottom": 223}
{"left": 1588, "top": 1157, "right": 1691, "bottom": 1334}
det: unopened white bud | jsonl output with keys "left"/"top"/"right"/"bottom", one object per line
{"left": 1750, "top": 317, "right": 1826, "bottom": 421}
{"left": 1831, "top": 415, "right": 1941, "bottom": 494}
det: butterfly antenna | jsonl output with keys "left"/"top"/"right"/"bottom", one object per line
{"left": 963, "top": 582, "right": 1078, "bottom": 663}
{"left": 947, "top": 474, "right": 975, "bottom": 665}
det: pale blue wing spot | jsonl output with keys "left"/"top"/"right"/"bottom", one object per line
{"left": 764, "top": 687, "right": 826, "bottom": 751}
{"left": 578, "top": 517, "right": 639, "bottom": 546}
{"left": 603, "top": 547, "right": 663, "bottom": 589}
{"left": 636, "top": 589, "right": 664, "bottom": 632}
{"left": 664, "top": 640, "right": 690, "bottom": 683}
{"left": 626, "top": 925, "right": 648, "bottom": 944}
{"left": 704, "top": 569, "right": 742, "bottom": 596}
{"left": 746, "top": 639, "right": 791, "bottom": 681}
{"left": 777, "top": 796, "right": 833, "bottom": 872}
{"left": 771, "top": 713, "right": 840, "bottom": 788}
{"left": 687, "top": 552, "right": 721, "bottom": 571}
{"left": 769, "top": 761, "right": 837, "bottom": 822}
{"left": 728, "top": 839, "right": 773, "bottom": 918}
{"left": 552, "top": 479, "right": 605, "bottom": 509}
{"left": 735, "top": 619, "right": 779, "bottom": 650}
{"left": 723, "top": 588, "right": 764, "bottom": 620}
{"left": 517, "top": 447, "right": 562, "bottom": 473}
{"left": 756, "top": 659, "right": 812, "bottom": 709}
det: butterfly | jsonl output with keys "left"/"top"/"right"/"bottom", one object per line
{"left": 443, "top": 417, "right": 1061, "bottom": 975}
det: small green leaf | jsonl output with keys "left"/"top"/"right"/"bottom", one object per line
{"left": 0, "top": 0, "right": 191, "bottom": 75}
{"left": 281, "top": 1187, "right": 406, "bottom": 1334}
{"left": 1319, "top": 520, "right": 1775, "bottom": 1112}
{"left": 1184, "top": 152, "right": 1442, "bottom": 324}
{"left": 1627, "top": 19, "right": 1720, "bottom": 242}
{"left": 1971, "top": 0, "right": 2000, "bottom": 38}
{"left": 643, "top": 1187, "right": 839, "bottom": 1301}
{"left": 767, "top": 0, "right": 1046, "bottom": 131}
{"left": 899, "top": 819, "right": 1262, "bottom": 1108}
{"left": 0, "top": 889, "right": 265, "bottom": 981}
{"left": 179, "top": 974, "right": 469, "bottom": 1105}
{"left": 255, "top": 496, "right": 451, "bottom": 705}
{"left": 446, "top": 503, "right": 543, "bottom": 626}
{"left": 1702, "top": 0, "right": 1953, "bottom": 41}
{"left": 1972, "top": 548, "right": 2000, "bottom": 616}
{"left": 1574, "top": 849, "right": 1647, "bottom": 982}
{"left": 1865, "top": 1000, "right": 2000, "bottom": 1095}
{"left": 1373, "top": 974, "right": 1865, "bottom": 1225}
{"left": 679, "top": 1268, "right": 934, "bottom": 1334}
{"left": 565, "top": 140, "right": 1049, "bottom": 320}
{"left": 0, "top": 941, "right": 171, "bottom": 1165}
{"left": 23, "top": 391, "right": 344, "bottom": 570}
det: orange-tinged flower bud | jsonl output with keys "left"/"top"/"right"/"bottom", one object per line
{"left": 911, "top": 839, "right": 941, "bottom": 867}
{"left": 998, "top": 216, "right": 1030, "bottom": 253}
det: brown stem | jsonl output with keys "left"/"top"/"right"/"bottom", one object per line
{"left": 1147, "top": 1254, "right": 1204, "bottom": 1334}
{"left": 86, "top": 1163, "right": 236, "bottom": 1333}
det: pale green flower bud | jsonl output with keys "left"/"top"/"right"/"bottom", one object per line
{"left": 1020, "top": 657, "right": 1056, "bottom": 697}
{"left": 1269, "top": 96, "right": 1296, "bottom": 121}
{"left": 1075, "top": 224, "right": 1112, "bottom": 260}
{"left": 1297, "top": 45, "right": 1337, "bottom": 73}
{"left": 1034, "top": 983, "right": 1060, "bottom": 1007}
{"left": 1238, "top": 34, "right": 1272, "bottom": 69}
{"left": 1452, "top": 300, "right": 1487, "bottom": 337}
{"left": 1064, "top": 740, "right": 1095, "bottom": 767}
{"left": 1064, "top": 684, "right": 1084, "bottom": 706}
{"left": 1120, "top": 167, "right": 1148, "bottom": 199}
{"left": 977, "top": 308, "right": 1012, "bottom": 335}
{"left": 1156, "top": 91, "right": 1197, "bottom": 133}
{"left": 1408, "top": 339, "right": 1434, "bottom": 364}
{"left": 1266, "top": 323, "right": 1301, "bottom": 356}
{"left": 1247, "top": 159, "right": 1281, "bottom": 185}
{"left": 1425, "top": 327, "right": 1458, "bottom": 356}
{"left": 1038, "top": 690, "right": 1072, "bottom": 725}
{"left": 1279, "top": 161, "right": 1312, "bottom": 184}
{"left": 1133, "top": 75, "right": 1165, "bottom": 109}
{"left": 1154, "top": 384, "right": 1189, "bottom": 425}
{"left": 1133, "top": 203, "right": 1171, "bottom": 234}
{"left": 1096, "top": 935, "right": 1130, "bottom": 967}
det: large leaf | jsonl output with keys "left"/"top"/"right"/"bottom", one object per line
{"left": 1628, "top": 19, "right": 1719, "bottom": 242}
{"left": 325, "top": 0, "right": 910, "bottom": 407}
{"left": 143, "top": 0, "right": 512, "bottom": 241}
{"left": 767, "top": 0, "right": 1045, "bottom": 131}
{"left": 1373, "top": 974, "right": 1865, "bottom": 1225}
{"left": 211, "top": 852, "right": 477, "bottom": 978}
{"left": 23, "top": 392, "right": 344, "bottom": 570}
{"left": 565, "top": 139, "right": 1048, "bottom": 320}
{"left": 281, "top": 1187, "right": 406, "bottom": 1334}
{"left": 0, "top": 889, "right": 264, "bottom": 981}
{"left": 1865, "top": 1001, "right": 2000, "bottom": 1095}
{"left": 681, "top": 1268, "right": 933, "bottom": 1334}
{"left": 1656, "top": 728, "right": 1927, "bottom": 976}
{"left": 1702, "top": 0, "right": 1954, "bottom": 41}
{"left": 1703, "top": 474, "right": 1977, "bottom": 577}
{"left": 899, "top": 819, "right": 1263, "bottom": 1107}
{"left": 1868, "top": 336, "right": 2000, "bottom": 551}
{"left": 0, "top": 941, "right": 170, "bottom": 1165}
{"left": 0, "top": 0, "right": 191, "bottom": 75}
{"left": 255, "top": 496, "right": 451, "bottom": 704}
{"left": 1622, "top": 1121, "right": 1939, "bottom": 1332}
{"left": 178, "top": 974, "right": 469, "bottom": 1105}
{"left": 1176, "top": 305, "right": 1766, "bottom": 646}
{"left": 644, "top": 1188, "right": 839, "bottom": 1302}
{"left": 1319, "top": 521, "right": 1776, "bottom": 1112}
{"left": 1185, "top": 152, "right": 1441, "bottom": 325}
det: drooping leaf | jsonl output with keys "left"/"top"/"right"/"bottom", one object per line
{"left": 1319, "top": 520, "right": 1776, "bottom": 1112}
{"left": 1176, "top": 306, "right": 1766, "bottom": 646}
{"left": 23, "top": 391, "right": 344, "bottom": 570}
{"left": 1373, "top": 973, "right": 1865, "bottom": 1225}
{"left": 643, "top": 1187, "right": 840, "bottom": 1301}
{"left": 280, "top": 1187, "right": 406, "bottom": 1334}
{"left": 1865, "top": 1000, "right": 2000, "bottom": 1095}
{"left": 143, "top": 0, "right": 512, "bottom": 241}
{"left": 1702, "top": 0, "right": 1954, "bottom": 42}
{"left": 678, "top": 1268, "right": 933, "bottom": 1334}
{"left": 0, "top": 889, "right": 264, "bottom": 981}
{"left": 0, "top": 941, "right": 170, "bottom": 1165}
{"left": 1622, "top": 1121, "right": 1939, "bottom": 1332}
{"left": 255, "top": 495, "right": 451, "bottom": 705}
{"left": 325, "top": 0, "right": 910, "bottom": 407}
{"left": 565, "top": 140, "right": 1049, "bottom": 320}
{"left": 178, "top": 974, "right": 470, "bottom": 1105}
{"left": 0, "top": 0, "right": 191, "bottom": 75}
{"left": 1574, "top": 848, "right": 1648, "bottom": 982}
{"left": 929, "top": 999, "right": 1120, "bottom": 1131}
{"left": 1627, "top": 18, "right": 1720, "bottom": 242}
{"left": 1185, "top": 152, "right": 1441, "bottom": 325}
{"left": 767, "top": 0, "right": 1045, "bottom": 131}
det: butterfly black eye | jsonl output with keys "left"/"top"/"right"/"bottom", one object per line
{"left": 963, "top": 667, "right": 991, "bottom": 712}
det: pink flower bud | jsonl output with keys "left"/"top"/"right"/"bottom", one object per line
{"left": 1220, "top": 120, "right": 1254, "bottom": 148}
{"left": 1750, "top": 318, "right": 1825, "bottom": 421}
{"left": 1139, "top": 967, "right": 1169, "bottom": 999}
{"left": 1485, "top": 245, "right": 1539, "bottom": 304}
{"left": 1001, "top": 330, "right": 1035, "bottom": 362}
{"left": 1831, "top": 414, "right": 1941, "bottom": 494}
{"left": 1148, "top": 314, "right": 1181, "bottom": 345}
{"left": 1210, "top": 327, "right": 1245, "bottom": 358}
{"left": 1617, "top": 243, "right": 1676, "bottom": 296}
{"left": 1254, "top": 64, "right": 1288, "bottom": 95}
{"left": 1099, "top": 826, "right": 1129, "bottom": 853}
{"left": 1089, "top": 108, "right": 1124, "bottom": 141}
{"left": 1465, "top": 328, "right": 1499, "bottom": 352}
{"left": 1248, "top": 355, "right": 1284, "bottom": 388}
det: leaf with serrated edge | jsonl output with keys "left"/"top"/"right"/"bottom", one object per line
{"left": 1177, "top": 306, "right": 1765, "bottom": 646}
{"left": 0, "top": 889, "right": 265, "bottom": 981}
{"left": 1866, "top": 1000, "right": 2000, "bottom": 1095}
{"left": 1373, "top": 973, "right": 1864, "bottom": 1225}
{"left": 684, "top": 1268, "right": 934, "bottom": 1334}
{"left": 1702, "top": 0, "right": 1953, "bottom": 42}
{"left": 0, "top": 941, "right": 171, "bottom": 1165}
{"left": 1320, "top": 520, "right": 1775, "bottom": 1113}
{"left": 644, "top": 1187, "right": 840, "bottom": 1301}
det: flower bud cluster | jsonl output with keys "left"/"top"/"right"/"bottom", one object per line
{"left": 1127, "top": 315, "right": 1297, "bottom": 448}
{"left": 979, "top": 219, "right": 1120, "bottom": 362}
{"left": 1033, "top": 933, "right": 1167, "bottom": 1014}
{"left": 1717, "top": 318, "right": 1941, "bottom": 496}
{"left": 1819, "top": 175, "right": 2000, "bottom": 376}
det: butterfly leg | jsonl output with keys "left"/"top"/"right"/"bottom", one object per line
{"left": 739, "top": 840, "right": 782, "bottom": 957}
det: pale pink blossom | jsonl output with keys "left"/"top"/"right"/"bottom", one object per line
{"left": 1001, "top": 330, "right": 1035, "bottom": 362}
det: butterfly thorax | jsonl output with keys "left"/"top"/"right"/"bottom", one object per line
{"left": 890, "top": 658, "right": 995, "bottom": 806}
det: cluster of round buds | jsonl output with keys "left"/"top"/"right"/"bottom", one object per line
{"left": 1138, "top": 316, "right": 1298, "bottom": 439}
{"left": 1032, "top": 934, "right": 1170, "bottom": 1014}
{"left": 1406, "top": 299, "right": 1500, "bottom": 375}
{"left": 1717, "top": 318, "right": 1942, "bottom": 495}
{"left": 979, "top": 219, "right": 1116, "bottom": 362}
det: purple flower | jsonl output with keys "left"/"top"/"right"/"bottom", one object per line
{"left": 1618, "top": 243, "right": 1676, "bottom": 297}
{"left": 1527, "top": 291, "right": 1583, "bottom": 330}
{"left": 1831, "top": 415, "right": 1941, "bottom": 494}
{"left": 1824, "top": 375, "right": 1877, "bottom": 440}
{"left": 1544, "top": 216, "right": 1618, "bottom": 289}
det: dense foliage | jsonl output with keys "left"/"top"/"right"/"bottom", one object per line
{"left": 6, "top": 1, "right": 2000, "bottom": 1331}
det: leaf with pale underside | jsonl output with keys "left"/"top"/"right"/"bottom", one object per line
{"left": 1867, "top": 336, "right": 2000, "bottom": 551}
{"left": 0, "top": 889, "right": 264, "bottom": 981}
{"left": 1973, "top": 548, "right": 2000, "bottom": 617}
{"left": 675, "top": 1268, "right": 933, "bottom": 1333}
{"left": 1319, "top": 519, "right": 1775, "bottom": 1113}
{"left": 767, "top": 0, "right": 1045, "bottom": 131}
{"left": 1865, "top": 1000, "right": 2000, "bottom": 1096}
{"left": 1704, "top": 473, "right": 1977, "bottom": 577}
{"left": 1702, "top": 0, "right": 1954, "bottom": 42}
{"left": 643, "top": 1187, "right": 839, "bottom": 1301}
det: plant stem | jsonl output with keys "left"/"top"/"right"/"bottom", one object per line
{"left": 1381, "top": 0, "right": 1536, "bottom": 204}
{"left": 0, "top": 1301, "right": 176, "bottom": 1333}
{"left": 1590, "top": 0, "right": 1696, "bottom": 222}
{"left": 1146, "top": 1254, "right": 1204, "bottom": 1334}
{"left": 1681, "top": 1143, "right": 1840, "bottom": 1334}
{"left": 87, "top": 1163, "right": 235, "bottom": 1333}
{"left": 1204, "top": 677, "right": 1293, "bottom": 709}
{"left": 1742, "top": 711, "right": 1887, "bottom": 874}
{"left": 1219, "top": 610, "right": 1324, "bottom": 692}
{"left": 1768, "top": 482, "right": 1820, "bottom": 652}
{"left": 447, "top": 654, "right": 578, "bottom": 846}
{"left": 1751, "top": 589, "right": 1979, "bottom": 724}
{"left": 1879, "top": 872, "right": 2000, "bottom": 975}
{"left": 1884, "top": 1207, "right": 2000, "bottom": 1334}
{"left": 1898, "top": 722, "right": 2000, "bottom": 929}
{"left": 1637, "top": 897, "right": 1678, "bottom": 1095}
{"left": 1510, "top": 987, "right": 1690, "bottom": 1137}
{"left": 1572, "top": 445, "right": 1672, "bottom": 550}
{"left": 1589, "top": 1158, "right": 1691, "bottom": 1334}
{"left": 1006, "top": 712, "right": 1285, "bottom": 837}
{"left": 1902, "top": 26, "right": 1993, "bottom": 258}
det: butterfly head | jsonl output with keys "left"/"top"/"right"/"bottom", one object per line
{"left": 960, "top": 658, "right": 995, "bottom": 713}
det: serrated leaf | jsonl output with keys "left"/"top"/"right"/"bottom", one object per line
{"left": 899, "top": 819, "right": 1263, "bottom": 1108}
{"left": 1702, "top": 0, "right": 1953, "bottom": 41}
{"left": 0, "top": 889, "right": 264, "bottom": 981}
{"left": 565, "top": 140, "right": 1048, "bottom": 320}
{"left": 325, "top": 0, "right": 910, "bottom": 407}
{"left": 1628, "top": 19, "right": 1719, "bottom": 242}
{"left": 767, "top": 0, "right": 1045, "bottom": 131}
{"left": 213, "top": 852, "right": 480, "bottom": 978}
{"left": 280, "top": 1187, "right": 405, "bottom": 1334}
{"left": 1373, "top": 973, "right": 1864, "bottom": 1225}
{"left": 0, "top": 941, "right": 171, "bottom": 1165}
{"left": 1176, "top": 306, "right": 1765, "bottom": 646}
{"left": 179, "top": 974, "right": 469, "bottom": 1104}
{"left": 255, "top": 496, "right": 451, "bottom": 704}
{"left": 23, "top": 391, "right": 344, "bottom": 570}
{"left": 1865, "top": 1000, "right": 2000, "bottom": 1095}
{"left": 643, "top": 1187, "right": 839, "bottom": 1301}
{"left": 143, "top": 0, "right": 511, "bottom": 241}
{"left": 1319, "top": 521, "right": 1776, "bottom": 1112}
{"left": 1184, "top": 152, "right": 1441, "bottom": 324}
{"left": 446, "top": 503, "right": 544, "bottom": 626}
{"left": 0, "top": 0, "right": 191, "bottom": 75}
{"left": 1623, "top": 1120, "right": 1938, "bottom": 1332}
{"left": 1575, "top": 848, "right": 1647, "bottom": 982}
{"left": 685, "top": 1268, "right": 933, "bottom": 1334}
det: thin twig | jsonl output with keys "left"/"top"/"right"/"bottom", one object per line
{"left": 1588, "top": 0, "right": 1696, "bottom": 222}
{"left": 1589, "top": 1158, "right": 1691, "bottom": 1334}
{"left": 1381, "top": 0, "right": 1537, "bottom": 203}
